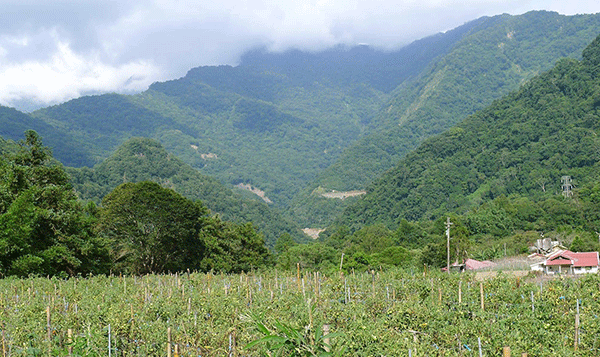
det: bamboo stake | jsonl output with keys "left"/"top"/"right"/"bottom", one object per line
{"left": 480, "top": 283, "right": 485, "bottom": 311}
{"left": 46, "top": 306, "right": 51, "bottom": 356}
{"left": 67, "top": 329, "right": 72, "bottom": 357}
{"left": 167, "top": 327, "right": 172, "bottom": 357}
{"left": 297, "top": 263, "right": 301, "bottom": 290}
{"left": 108, "top": 324, "right": 112, "bottom": 357}
{"left": 575, "top": 299, "right": 580, "bottom": 350}
{"left": 2, "top": 327, "right": 6, "bottom": 357}
{"left": 371, "top": 271, "right": 375, "bottom": 299}
{"left": 302, "top": 278, "right": 306, "bottom": 298}
{"left": 323, "top": 325, "right": 330, "bottom": 353}
{"left": 458, "top": 281, "right": 462, "bottom": 304}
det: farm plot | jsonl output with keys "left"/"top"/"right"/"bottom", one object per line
{"left": 0, "top": 269, "right": 599, "bottom": 356}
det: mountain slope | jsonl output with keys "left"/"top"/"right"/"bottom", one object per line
{"left": 337, "top": 33, "right": 600, "bottom": 230}
{"left": 292, "top": 11, "right": 600, "bottom": 227}
{"left": 27, "top": 20, "right": 480, "bottom": 208}
{"left": 0, "top": 106, "right": 92, "bottom": 166}
{"left": 67, "top": 138, "right": 308, "bottom": 246}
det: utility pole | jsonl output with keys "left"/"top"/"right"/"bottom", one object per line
{"left": 446, "top": 217, "right": 453, "bottom": 275}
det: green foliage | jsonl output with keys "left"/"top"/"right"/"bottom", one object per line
{"left": 3, "top": 270, "right": 600, "bottom": 355}
{"left": 277, "top": 243, "right": 338, "bottom": 272}
{"left": 298, "top": 11, "right": 600, "bottom": 227}
{"left": 246, "top": 310, "right": 343, "bottom": 357}
{"left": 99, "top": 181, "right": 209, "bottom": 274}
{"left": 199, "top": 221, "right": 272, "bottom": 273}
{"left": 99, "top": 181, "right": 271, "bottom": 274}
{"left": 340, "top": 33, "right": 600, "bottom": 235}
{"left": 0, "top": 131, "right": 110, "bottom": 277}
{"left": 274, "top": 233, "right": 298, "bottom": 255}
{"left": 67, "top": 137, "right": 307, "bottom": 247}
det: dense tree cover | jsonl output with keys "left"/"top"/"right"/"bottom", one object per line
{"left": 0, "top": 133, "right": 273, "bottom": 276}
{"left": 0, "top": 106, "right": 92, "bottom": 166}
{"left": 17, "top": 12, "right": 490, "bottom": 213}
{"left": 0, "top": 131, "right": 110, "bottom": 277}
{"left": 319, "top": 34, "right": 600, "bottom": 268}
{"left": 341, "top": 32, "right": 600, "bottom": 228}
{"left": 99, "top": 181, "right": 270, "bottom": 274}
{"left": 100, "top": 181, "right": 208, "bottom": 274}
{"left": 3, "top": 12, "right": 597, "bottom": 232}
{"left": 295, "top": 11, "right": 600, "bottom": 227}
{"left": 67, "top": 137, "right": 308, "bottom": 247}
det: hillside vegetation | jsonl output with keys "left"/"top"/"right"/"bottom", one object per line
{"left": 22, "top": 14, "right": 487, "bottom": 210}
{"left": 326, "top": 34, "right": 600, "bottom": 265}
{"left": 67, "top": 137, "right": 307, "bottom": 247}
{"left": 0, "top": 132, "right": 273, "bottom": 276}
{"left": 3, "top": 11, "right": 600, "bottom": 233}
{"left": 292, "top": 11, "right": 600, "bottom": 227}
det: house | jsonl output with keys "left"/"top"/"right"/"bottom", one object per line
{"left": 530, "top": 250, "right": 599, "bottom": 275}
{"left": 443, "top": 259, "right": 496, "bottom": 273}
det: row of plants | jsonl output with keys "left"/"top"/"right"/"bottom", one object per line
{"left": 1, "top": 268, "right": 599, "bottom": 356}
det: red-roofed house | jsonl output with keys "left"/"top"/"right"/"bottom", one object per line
{"left": 443, "top": 259, "right": 496, "bottom": 272}
{"left": 531, "top": 250, "right": 599, "bottom": 275}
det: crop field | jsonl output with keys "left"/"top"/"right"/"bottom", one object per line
{"left": 0, "top": 269, "right": 599, "bottom": 356}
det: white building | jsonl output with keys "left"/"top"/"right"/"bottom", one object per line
{"left": 530, "top": 250, "right": 599, "bottom": 275}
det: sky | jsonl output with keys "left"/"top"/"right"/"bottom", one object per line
{"left": 1, "top": 0, "right": 600, "bottom": 111}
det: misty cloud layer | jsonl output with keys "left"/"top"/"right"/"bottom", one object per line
{"left": 1, "top": 0, "right": 599, "bottom": 110}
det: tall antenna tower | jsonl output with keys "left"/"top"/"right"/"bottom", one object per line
{"left": 561, "top": 176, "right": 573, "bottom": 198}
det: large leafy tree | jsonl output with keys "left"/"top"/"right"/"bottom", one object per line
{"left": 99, "top": 181, "right": 208, "bottom": 274}
{"left": 100, "top": 181, "right": 271, "bottom": 274}
{"left": 0, "top": 131, "right": 110, "bottom": 277}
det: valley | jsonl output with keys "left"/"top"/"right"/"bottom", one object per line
{"left": 2, "top": 10, "right": 600, "bottom": 278}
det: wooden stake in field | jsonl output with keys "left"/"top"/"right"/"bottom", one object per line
{"left": 67, "top": 329, "right": 72, "bottom": 356}
{"left": 575, "top": 299, "right": 580, "bottom": 350}
{"left": 502, "top": 346, "right": 511, "bottom": 357}
{"left": 167, "top": 327, "right": 172, "bottom": 357}
{"left": 323, "top": 325, "right": 330, "bottom": 353}
{"left": 2, "top": 326, "right": 7, "bottom": 357}
{"left": 480, "top": 283, "right": 485, "bottom": 311}
{"left": 46, "top": 306, "right": 51, "bottom": 356}
{"left": 371, "top": 270, "right": 375, "bottom": 299}
{"left": 297, "top": 263, "right": 301, "bottom": 290}
{"left": 458, "top": 281, "right": 462, "bottom": 304}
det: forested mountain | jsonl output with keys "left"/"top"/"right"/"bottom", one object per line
{"left": 3, "top": 11, "right": 600, "bottom": 232}
{"left": 25, "top": 15, "right": 485, "bottom": 208}
{"left": 0, "top": 106, "right": 92, "bottom": 166}
{"left": 292, "top": 11, "right": 600, "bottom": 227}
{"left": 67, "top": 138, "right": 307, "bottom": 247}
{"left": 337, "top": 33, "right": 600, "bottom": 233}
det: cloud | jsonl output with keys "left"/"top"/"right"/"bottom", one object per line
{"left": 0, "top": 0, "right": 600, "bottom": 110}
{"left": 0, "top": 32, "right": 159, "bottom": 108}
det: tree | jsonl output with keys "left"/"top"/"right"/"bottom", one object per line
{"left": 99, "top": 181, "right": 208, "bottom": 274}
{"left": 274, "top": 233, "right": 297, "bottom": 255}
{"left": 199, "top": 219, "right": 271, "bottom": 273}
{"left": 100, "top": 180, "right": 271, "bottom": 274}
{"left": 0, "top": 131, "right": 110, "bottom": 277}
